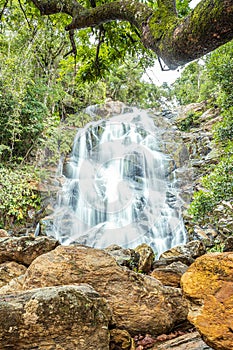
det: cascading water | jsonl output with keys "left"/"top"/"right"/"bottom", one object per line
{"left": 51, "top": 106, "right": 186, "bottom": 256}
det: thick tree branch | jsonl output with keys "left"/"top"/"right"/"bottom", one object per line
{"left": 65, "top": 1, "right": 153, "bottom": 31}
{"left": 143, "top": 0, "right": 233, "bottom": 68}
{"left": 30, "top": 0, "right": 233, "bottom": 70}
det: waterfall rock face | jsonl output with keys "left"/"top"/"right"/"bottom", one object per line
{"left": 50, "top": 107, "right": 186, "bottom": 255}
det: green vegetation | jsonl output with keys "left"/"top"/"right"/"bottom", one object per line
{"left": 177, "top": 110, "right": 203, "bottom": 131}
{"left": 189, "top": 156, "right": 233, "bottom": 222}
{"left": 0, "top": 166, "right": 41, "bottom": 229}
{"left": 0, "top": 0, "right": 169, "bottom": 229}
{"left": 0, "top": 0, "right": 232, "bottom": 233}
{"left": 174, "top": 41, "right": 233, "bottom": 225}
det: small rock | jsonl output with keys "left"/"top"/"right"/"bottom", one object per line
{"left": 134, "top": 243, "right": 155, "bottom": 273}
{"left": 155, "top": 331, "right": 213, "bottom": 349}
{"left": 223, "top": 236, "right": 233, "bottom": 252}
{"left": 0, "top": 229, "right": 9, "bottom": 237}
{"left": 159, "top": 240, "right": 206, "bottom": 265}
{"left": 105, "top": 245, "right": 139, "bottom": 270}
{"left": 0, "top": 261, "right": 27, "bottom": 288}
{"left": 151, "top": 261, "right": 188, "bottom": 287}
{"left": 110, "top": 329, "right": 135, "bottom": 350}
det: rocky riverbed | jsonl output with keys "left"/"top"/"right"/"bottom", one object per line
{"left": 0, "top": 231, "right": 232, "bottom": 349}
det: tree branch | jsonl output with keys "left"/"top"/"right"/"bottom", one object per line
{"left": 29, "top": 0, "right": 233, "bottom": 70}
{"left": 65, "top": 1, "right": 153, "bottom": 31}
{"left": 18, "top": 0, "right": 32, "bottom": 29}
{"left": 143, "top": 0, "right": 233, "bottom": 68}
{"left": 30, "top": 0, "right": 85, "bottom": 17}
{"left": 0, "top": 0, "right": 9, "bottom": 21}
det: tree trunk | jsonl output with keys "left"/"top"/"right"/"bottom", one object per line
{"left": 31, "top": 0, "right": 233, "bottom": 69}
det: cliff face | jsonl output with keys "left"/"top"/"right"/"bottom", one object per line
{"left": 168, "top": 102, "right": 232, "bottom": 250}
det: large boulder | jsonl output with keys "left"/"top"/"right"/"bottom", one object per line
{"left": 10, "top": 245, "right": 187, "bottom": 336}
{"left": 181, "top": 252, "right": 233, "bottom": 350}
{"left": 0, "top": 284, "right": 111, "bottom": 350}
{"left": 0, "top": 236, "right": 59, "bottom": 266}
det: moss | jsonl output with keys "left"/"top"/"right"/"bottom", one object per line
{"left": 147, "top": 4, "right": 179, "bottom": 58}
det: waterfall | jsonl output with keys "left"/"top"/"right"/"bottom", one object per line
{"left": 51, "top": 106, "right": 186, "bottom": 256}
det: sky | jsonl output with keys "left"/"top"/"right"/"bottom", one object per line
{"left": 143, "top": 0, "right": 202, "bottom": 85}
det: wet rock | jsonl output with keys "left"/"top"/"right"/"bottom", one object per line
{"left": 0, "top": 236, "right": 59, "bottom": 266}
{"left": 104, "top": 245, "right": 139, "bottom": 270}
{"left": 159, "top": 240, "right": 206, "bottom": 266}
{"left": 0, "top": 261, "right": 27, "bottom": 288}
{"left": 190, "top": 225, "right": 218, "bottom": 245}
{"left": 151, "top": 261, "right": 188, "bottom": 287}
{"left": 14, "top": 245, "right": 187, "bottom": 336}
{"left": 134, "top": 243, "right": 155, "bottom": 273}
{"left": 0, "top": 284, "right": 111, "bottom": 350}
{"left": 181, "top": 252, "right": 233, "bottom": 350}
{"left": 155, "top": 331, "right": 213, "bottom": 349}
{"left": 88, "top": 100, "right": 130, "bottom": 118}
{"left": 223, "top": 236, "right": 233, "bottom": 252}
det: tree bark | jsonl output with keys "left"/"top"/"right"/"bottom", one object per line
{"left": 30, "top": 0, "right": 233, "bottom": 69}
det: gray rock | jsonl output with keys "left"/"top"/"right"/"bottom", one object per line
{"left": 0, "top": 284, "right": 111, "bottom": 350}
{"left": 0, "top": 236, "right": 59, "bottom": 266}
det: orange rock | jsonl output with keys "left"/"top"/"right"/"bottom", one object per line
{"left": 181, "top": 252, "right": 233, "bottom": 350}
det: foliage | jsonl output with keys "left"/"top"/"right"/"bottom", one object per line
{"left": 205, "top": 41, "right": 233, "bottom": 108}
{"left": 0, "top": 166, "right": 41, "bottom": 228}
{"left": 174, "top": 42, "right": 233, "bottom": 226}
{"left": 189, "top": 156, "right": 233, "bottom": 223}
{"left": 214, "top": 107, "right": 233, "bottom": 145}
{"left": 176, "top": 0, "right": 192, "bottom": 17}
{"left": 177, "top": 110, "right": 202, "bottom": 131}
{"left": 104, "top": 59, "right": 168, "bottom": 108}
{"left": 0, "top": 79, "right": 48, "bottom": 163}
{"left": 172, "top": 62, "right": 204, "bottom": 105}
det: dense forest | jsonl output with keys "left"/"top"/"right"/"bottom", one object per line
{"left": 0, "top": 0, "right": 232, "bottom": 241}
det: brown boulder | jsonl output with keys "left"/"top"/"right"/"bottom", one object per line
{"left": 19, "top": 245, "right": 187, "bottom": 336}
{"left": 151, "top": 261, "right": 188, "bottom": 287}
{"left": 0, "top": 274, "right": 26, "bottom": 295}
{"left": 0, "top": 261, "right": 27, "bottom": 287}
{"left": 0, "top": 236, "right": 59, "bottom": 266}
{"left": 181, "top": 252, "right": 233, "bottom": 350}
{"left": 0, "top": 284, "right": 111, "bottom": 350}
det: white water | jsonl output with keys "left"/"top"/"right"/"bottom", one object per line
{"left": 51, "top": 107, "right": 186, "bottom": 256}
